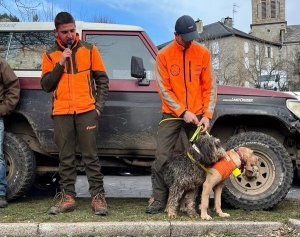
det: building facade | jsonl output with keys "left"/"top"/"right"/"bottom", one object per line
{"left": 250, "top": 0, "right": 300, "bottom": 90}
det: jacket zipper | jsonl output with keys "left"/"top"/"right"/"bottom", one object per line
{"left": 87, "top": 75, "right": 93, "bottom": 98}
{"left": 183, "top": 49, "right": 188, "bottom": 108}
{"left": 189, "top": 61, "right": 191, "bottom": 82}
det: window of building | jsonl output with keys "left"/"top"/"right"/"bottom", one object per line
{"left": 86, "top": 34, "right": 154, "bottom": 80}
{"left": 212, "top": 57, "right": 219, "bottom": 70}
{"left": 244, "top": 42, "right": 249, "bottom": 53}
{"left": 255, "top": 45, "right": 260, "bottom": 55}
{"left": 265, "top": 46, "right": 272, "bottom": 58}
{"left": 244, "top": 57, "right": 249, "bottom": 69}
{"left": 271, "top": 0, "right": 276, "bottom": 18}
{"left": 267, "top": 61, "right": 272, "bottom": 71}
{"left": 256, "top": 60, "right": 260, "bottom": 71}
{"left": 261, "top": 0, "right": 267, "bottom": 19}
{"left": 211, "top": 41, "right": 219, "bottom": 55}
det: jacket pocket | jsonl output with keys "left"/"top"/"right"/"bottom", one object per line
{"left": 86, "top": 74, "right": 93, "bottom": 99}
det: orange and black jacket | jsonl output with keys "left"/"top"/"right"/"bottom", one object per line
{"left": 40, "top": 34, "right": 109, "bottom": 115}
{"left": 155, "top": 39, "right": 217, "bottom": 119}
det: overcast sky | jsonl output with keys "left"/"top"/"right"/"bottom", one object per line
{"left": 4, "top": 0, "right": 300, "bottom": 45}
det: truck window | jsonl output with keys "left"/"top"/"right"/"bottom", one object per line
{"left": 85, "top": 34, "right": 155, "bottom": 80}
{"left": 0, "top": 31, "right": 55, "bottom": 70}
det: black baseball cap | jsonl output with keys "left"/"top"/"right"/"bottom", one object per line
{"left": 175, "top": 15, "right": 200, "bottom": 42}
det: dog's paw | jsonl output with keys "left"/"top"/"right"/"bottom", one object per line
{"left": 201, "top": 214, "right": 212, "bottom": 220}
{"left": 168, "top": 212, "right": 178, "bottom": 219}
{"left": 187, "top": 212, "right": 199, "bottom": 218}
{"left": 179, "top": 206, "right": 187, "bottom": 213}
{"left": 218, "top": 212, "right": 230, "bottom": 218}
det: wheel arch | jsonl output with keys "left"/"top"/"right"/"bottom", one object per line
{"left": 210, "top": 113, "right": 295, "bottom": 144}
{"left": 4, "top": 112, "right": 48, "bottom": 155}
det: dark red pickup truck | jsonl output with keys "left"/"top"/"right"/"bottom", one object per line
{"left": 1, "top": 21, "right": 299, "bottom": 211}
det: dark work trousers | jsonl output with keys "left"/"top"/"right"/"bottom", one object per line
{"left": 53, "top": 110, "right": 104, "bottom": 197}
{"left": 151, "top": 113, "right": 202, "bottom": 203}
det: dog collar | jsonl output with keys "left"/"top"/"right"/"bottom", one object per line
{"left": 192, "top": 144, "right": 200, "bottom": 154}
{"left": 234, "top": 147, "right": 245, "bottom": 172}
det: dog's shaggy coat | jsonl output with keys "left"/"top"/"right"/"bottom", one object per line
{"left": 162, "top": 135, "right": 226, "bottom": 218}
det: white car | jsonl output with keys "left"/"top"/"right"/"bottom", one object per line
{"left": 285, "top": 91, "right": 300, "bottom": 100}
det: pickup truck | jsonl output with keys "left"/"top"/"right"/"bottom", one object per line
{"left": 1, "top": 21, "right": 298, "bottom": 211}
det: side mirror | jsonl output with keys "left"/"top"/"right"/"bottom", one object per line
{"left": 131, "top": 56, "right": 150, "bottom": 86}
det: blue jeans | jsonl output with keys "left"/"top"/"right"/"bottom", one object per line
{"left": 0, "top": 118, "right": 6, "bottom": 196}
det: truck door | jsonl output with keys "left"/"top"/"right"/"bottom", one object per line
{"left": 84, "top": 31, "right": 160, "bottom": 158}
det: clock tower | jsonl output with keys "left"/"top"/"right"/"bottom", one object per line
{"left": 250, "top": 0, "right": 287, "bottom": 43}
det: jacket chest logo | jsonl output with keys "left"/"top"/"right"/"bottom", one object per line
{"left": 170, "top": 64, "right": 180, "bottom": 76}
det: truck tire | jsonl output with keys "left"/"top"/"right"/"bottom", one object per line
{"left": 223, "top": 131, "right": 293, "bottom": 210}
{"left": 5, "top": 132, "right": 36, "bottom": 200}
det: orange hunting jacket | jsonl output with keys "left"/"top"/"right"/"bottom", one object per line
{"left": 213, "top": 151, "right": 236, "bottom": 182}
{"left": 40, "top": 34, "right": 109, "bottom": 115}
{"left": 155, "top": 39, "right": 217, "bottom": 118}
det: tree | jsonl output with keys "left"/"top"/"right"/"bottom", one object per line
{"left": 90, "top": 15, "right": 115, "bottom": 24}
{"left": 0, "top": 0, "right": 40, "bottom": 21}
{"left": 0, "top": 13, "right": 20, "bottom": 22}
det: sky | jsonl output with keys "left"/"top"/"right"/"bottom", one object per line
{"left": 3, "top": 0, "right": 300, "bottom": 46}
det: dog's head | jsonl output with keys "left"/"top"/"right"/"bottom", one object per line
{"left": 228, "top": 147, "right": 259, "bottom": 178}
{"left": 187, "top": 135, "right": 226, "bottom": 166}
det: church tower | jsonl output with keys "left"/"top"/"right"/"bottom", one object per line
{"left": 250, "top": 0, "right": 287, "bottom": 43}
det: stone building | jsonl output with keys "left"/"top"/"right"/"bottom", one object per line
{"left": 250, "top": 0, "right": 300, "bottom": 90}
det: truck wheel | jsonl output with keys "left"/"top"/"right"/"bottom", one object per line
{"left": 223, "top": 131, "right": 293, "bottom": 210}
{"left": 5, "top": 132, "right": 36, "bottom": 200}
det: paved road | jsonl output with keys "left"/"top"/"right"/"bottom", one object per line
{"left": 75, "top": 175, "right": 300, "bottom": 198}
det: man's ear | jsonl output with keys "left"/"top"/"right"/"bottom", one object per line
{"left": 54, "top": 28, "right": 58, "bottom": 37}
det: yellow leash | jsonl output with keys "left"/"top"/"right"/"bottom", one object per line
{"left": 159, "top": 117, "right": 212, "bottom": 174}
{"left": 159, "top": 117, "right": 210, "bottom": 141}
{"left": 187, "top": 151, "right": 213, "bottom": 175}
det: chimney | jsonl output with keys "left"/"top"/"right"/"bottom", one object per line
{"left": 195, "top": 18, "right": 203, "bottom": 33}
{"left": 224, "top": 16, "right": 233, "bottom": 28}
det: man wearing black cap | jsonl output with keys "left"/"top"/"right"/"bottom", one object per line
{"left": 146, "top": 15, "right": 217, "bottom": 214}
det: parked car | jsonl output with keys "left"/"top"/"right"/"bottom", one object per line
{"left": 0, "top": 21, "right": 299, "bottom": 211}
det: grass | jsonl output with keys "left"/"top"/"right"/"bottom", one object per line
{"left": 0, "top": 196, "right": 300, "bottom": 223}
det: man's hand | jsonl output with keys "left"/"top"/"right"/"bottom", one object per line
{"left": 95, "top": 109, "right": 101, "bottom": 117}
{"left": 199, "top": 116, "right": 210, "bottom": 133}
{"left": 59, "top": 48, "right": 72, "bottom": 66}
{"left": 183, "top": 111, "right": 199, "bottom": 125}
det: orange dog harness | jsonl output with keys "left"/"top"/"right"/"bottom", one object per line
{"left": 212, "top": 152, "right": 236, "bottom": 182}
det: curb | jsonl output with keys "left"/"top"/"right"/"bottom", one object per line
{"left": 0, "top": 220, "right": 298, "bottom": 237}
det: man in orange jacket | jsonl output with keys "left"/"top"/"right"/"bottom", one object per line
{"left": 41, "top": 12, "right": 109, "bottom": 215}
{"left": 146, "top": 15, "right": 217, "bottom": 214}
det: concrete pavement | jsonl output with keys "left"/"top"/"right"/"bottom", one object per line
{"left": 1, "top": 220, "right": 300, "bottom": 237}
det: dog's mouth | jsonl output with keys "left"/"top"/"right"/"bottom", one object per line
{"left": 244, "top": 166, "right": 259, "bottom": 179}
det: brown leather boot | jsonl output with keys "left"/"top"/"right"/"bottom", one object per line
{"left": 91, "top": 193, "right": 108, "bottom": 216}
{"left": 49, "top": 191, "right": 76, "bottom": 214}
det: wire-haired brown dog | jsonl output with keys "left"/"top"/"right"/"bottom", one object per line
{"left": 163, "top": 134, "right": 226, "bottom": 218}
{"left": 163, "top": 135, "right": 259, "bottom": 219}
